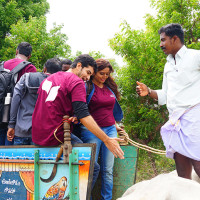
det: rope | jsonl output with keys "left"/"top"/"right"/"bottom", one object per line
{"left": 118, "top": 130, "right": 166, "bottom": 155}
{"left": 54, "top": 119, "right": 166, "bottom": 155}
{"left": 54, "top": 119, "right": 70, "bottom": 144}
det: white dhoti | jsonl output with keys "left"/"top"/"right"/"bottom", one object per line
{"left": 161, "top": 103, "right": 200, "bottom": 161}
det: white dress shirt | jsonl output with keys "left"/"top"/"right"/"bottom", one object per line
{"left": 156, "top": 45, "right": 200, "bottom": 115}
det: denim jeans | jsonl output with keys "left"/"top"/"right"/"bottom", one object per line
{"left": 71, "top": 133, "right": 100, "bottom": 190}
{"left": 81, "top": 125, "right": 117, "bottom": 200}
{"left": 0, "top": 127, "right": 14, "bottom": 145}
{"left": 14, "top": 136, "right": 34, "bottom": 145}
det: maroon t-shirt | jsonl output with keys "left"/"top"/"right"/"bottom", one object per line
{"left": 88, "top": 84, "right": 116, "bottom": 127}
{"left": 4, "top": 58, "right": 37, "bottom": 81}
{"left": 32, "top": 72, "right": 86, "bottom": 146}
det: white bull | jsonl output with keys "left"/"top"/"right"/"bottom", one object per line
{"left": 117, "top": 170, "right": 200, "bottom": 200}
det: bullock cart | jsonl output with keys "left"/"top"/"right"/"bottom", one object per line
{"left": 0, "top": 118, "right": 138, "bottom": 200}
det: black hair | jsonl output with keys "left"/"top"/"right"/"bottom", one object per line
{"left": 44, "top": 58, "right": 61, "bottom": 74}
{"left": 60, "top": 59, "right": 72, "bottom": 66}
{"left": 70, "top": 54, "right": 97, "bottom": 73}
{"left": 17, "top": 42, "right": 32, "bottom": 57}
{"left": 158, "top": 23, "right": 184, "bottom": 44}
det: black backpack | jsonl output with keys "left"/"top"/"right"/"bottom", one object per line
{"left": 0, "top": 61, "right": 31, "bottom": 124}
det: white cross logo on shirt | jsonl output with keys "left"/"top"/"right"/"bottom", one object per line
{"left": 42, "top": 79, "right": 60, "bottom": 102}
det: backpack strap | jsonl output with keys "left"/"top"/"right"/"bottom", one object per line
{"left": 11, "top": 61, "right": 31, "bottom": 75}
{"left": 106, "top": 86, "right": 123, "bottom": 121}
{"left": 11, "top": 61, "right": 31, "bottom": 84}
{"left": 0, "top": 72, "right": 7, "bottom": 90}
{"left": 0, "top": 61, "right": 4, "bottom": 71}
{"left": 86, "top": 82, "right": 95, "bottom": 104}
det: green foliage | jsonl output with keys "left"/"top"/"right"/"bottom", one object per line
{"left": 110, "top": 20, "right": 167, "bottom": 145}
{"left": 88, "top": 50, "right": 105, "bottom": 60}
{"left": 0, "top": 17, "right": 71, "bottom": 69}
{"left": 137, "top": 149, "right": 175, "bottom": 182}
{"left": 68, "top": 50, "right": 105, "bottom": 62}
{"left": 150, "top": 0, "right": 200, "bottom": 45}
{"left": 0, "top": 0, "right": 49, "bottom": 47}
{"left": 109, "top": 0, "right": 200, "bottom": 179}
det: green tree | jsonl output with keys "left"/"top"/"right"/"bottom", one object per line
{"left": 0, "top": 16, "right": 71, "bottom": 69}
{"left": 109, "top": 0, "right": 200, "bottom": 180}
{"left": 150, "top": 0, "right": 200, "bottom": 47}
{"left": 0, "top": 0, "right": 49, "bottom": 48}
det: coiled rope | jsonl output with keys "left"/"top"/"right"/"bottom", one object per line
{"left": 54, "top": 118, "right": 70, "bottom": 144}
{"left": 118, "top": 130, "right": 166, "bottom": 155}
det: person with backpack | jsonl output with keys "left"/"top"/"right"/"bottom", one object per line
{"left": 80, "top": 58, "right": 124, "bottom": 200}
{"left": 7, "top": 58, "right": 61, "bottom": 145}
{"left": 0, "top": 42, "right": 36, "bottom": 145}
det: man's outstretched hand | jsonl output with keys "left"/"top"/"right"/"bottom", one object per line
{"left": 136, "top": 81, "right": 149, "bottom": 96}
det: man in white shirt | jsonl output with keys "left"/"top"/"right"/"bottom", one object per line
{"left": 136, "top": 23, "right": 200, "bottom": 180}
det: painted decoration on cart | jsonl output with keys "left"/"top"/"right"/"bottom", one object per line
{"left": 0, "top": 146, "right": 93, "bottom": 200}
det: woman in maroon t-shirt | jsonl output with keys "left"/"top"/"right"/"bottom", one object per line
{"left": 81, "top": 58, "right": 123, "bottom": 200}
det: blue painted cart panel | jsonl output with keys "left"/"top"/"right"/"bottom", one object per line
{"left": 0, "top": 144, "right": 95, "bottom": 200}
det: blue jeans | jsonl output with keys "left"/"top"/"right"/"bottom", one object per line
{"left": 71, "top": 133, "right": 100, "bottom": 190}
{"left": 0, "top": 127, "right": 14, "bottom": 145}
{"left": 81, "top": 125, "right": 117, "bottom": 200}
{"left": 14, "top": 136, "right": 34, "bottom": 145}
